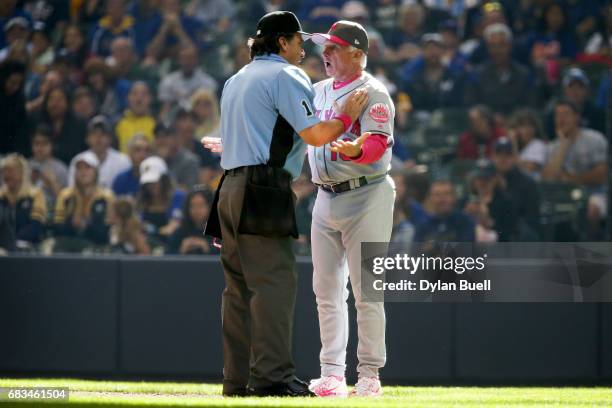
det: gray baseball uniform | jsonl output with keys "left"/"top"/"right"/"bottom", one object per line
{"left": 308, "top": 71, "right": 395, "bottom": 378}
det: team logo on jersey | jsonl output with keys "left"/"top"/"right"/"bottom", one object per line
{"left": 369, "top": 103, "right": 390, "bottom": 123}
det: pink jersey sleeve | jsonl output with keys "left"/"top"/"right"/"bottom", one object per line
{"left": 350, "top": 134, "right": 388, "bottom": 164}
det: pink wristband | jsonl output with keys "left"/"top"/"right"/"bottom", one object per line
{"left": 333, "top": 113, "right": 352, "bottom": 132}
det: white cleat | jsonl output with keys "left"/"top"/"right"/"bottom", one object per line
{"left": 308, "top": 375, "right": 349, "bottom": 397}
{"left": 350, "top": 376, "right": 383, "bottom": 397}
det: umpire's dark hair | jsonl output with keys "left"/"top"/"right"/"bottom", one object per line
{"left": 248, "top": 32, "right": 297, "bottom": 60}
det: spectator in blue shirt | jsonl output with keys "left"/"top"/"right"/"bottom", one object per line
{"left": 137, "top": 155, "right": 185, "bottom": 243}
{"left": 563, "top": 0, "right": 601, "bottom": 45}
{"left": 385, "top": 2, "right": 424, "bottom": 62}
{"left": 186, "top": 0, "right": 236, "bottom": 35}
{"left": 298, "top": 0, "right": 346, "bottom": 33}
{"left": 526, "top": 1, "right": 578, "bottom": 86}
{"left": 399, "top": 33, "right": 466, "bottom": 111}
{"left": 112, "top": 134, "right": 152, "bottom": 198}
{"left": 144, "top": 0, "right": 207, "bottom": 64}
{"left": 439, "top": 19, "right": 469, "bottom": 75}
{"left": 128, "top": 0, "right": 162, "bottom": 57}
{"left": 415, "top": 179, "right": 475, "bottom": 242}
{"left": 90, "top": 0, "right": 136, "bottom": 58}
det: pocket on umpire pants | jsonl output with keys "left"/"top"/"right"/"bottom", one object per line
{"left": 238, "top": 167, "right": 298, "bottom": 239}
{"left": 204, "top": 173, "right": 225, "bottom": 240}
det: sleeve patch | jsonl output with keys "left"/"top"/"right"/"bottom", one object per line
{"left": 301, "top": 99, "right": 314, "bottom": 117}
{"left": 369, "top": 103, "right": 390, "bottom": 123}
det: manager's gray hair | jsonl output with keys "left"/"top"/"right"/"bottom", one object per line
{"left": 484, "top": 23, "right": 513, "bottom": 43}
{"left": 348, "top": 46, "right": 368, "bottom": 69}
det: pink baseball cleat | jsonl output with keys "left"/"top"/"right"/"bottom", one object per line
{"left": 350, "top": 376, "right": 382, "bottom": 396}
{"left": 308, "top": 375, "right": 348, "bottom": 397}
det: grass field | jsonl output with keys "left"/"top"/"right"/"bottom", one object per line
{"left": 0, "top": 378, "right": 611, "bottom": 407}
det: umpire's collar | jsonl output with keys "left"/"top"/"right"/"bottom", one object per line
{"left": 254, "top": 53, "right": 289, "bottom": 64}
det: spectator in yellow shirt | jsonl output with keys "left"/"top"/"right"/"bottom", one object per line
{"left": 115, "top": 81, "right": 155, "bottom": 152}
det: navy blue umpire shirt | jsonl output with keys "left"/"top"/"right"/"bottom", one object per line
{"left": 220, "top": 54, "right": 320, "bottom": 179}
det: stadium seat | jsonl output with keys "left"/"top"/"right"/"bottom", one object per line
{"left": 538, "top": 182, "right": 588, "bottom": 241}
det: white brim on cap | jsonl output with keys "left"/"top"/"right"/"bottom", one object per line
{"left": 74, "top": 151, "right": 100, "bottom": 168}
{"left": 311, "top": 33, "right": 331, "bottom": 45}
{"left": 299, "top": 31, "right": 313, "bottom": 41}
{"left": 140, "top": 170, "right": 163, "bottom": 185}
{"left": 310, "top": 33, "right": 352, "bottom": 47}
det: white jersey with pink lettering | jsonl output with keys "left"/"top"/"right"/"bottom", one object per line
{"left": 307, "top": 71, "right": 395, "bottom": 185}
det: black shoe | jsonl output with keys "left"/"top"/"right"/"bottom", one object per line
{"left": 223, "top": 389, "right": 247, "bottom": 397}
{"left": 222, "top": 382, "right": 248, "bottom": 397}
{"left": 247, "top": 377, "right": 315, "bottom": 397}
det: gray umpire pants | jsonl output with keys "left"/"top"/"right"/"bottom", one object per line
{"left": 217, "top": 170, "right": 297, "bottom": 391}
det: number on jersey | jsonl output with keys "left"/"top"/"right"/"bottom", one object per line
{"left": 330, "top": 137, "right": 354, "bottom": 161}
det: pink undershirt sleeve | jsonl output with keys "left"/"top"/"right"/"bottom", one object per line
{"left": 349, "top": 134, "right": 388, "bottom": 164}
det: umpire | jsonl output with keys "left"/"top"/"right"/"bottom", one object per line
{"left": 205, "top": 11, "right": 367, "bottom": 397}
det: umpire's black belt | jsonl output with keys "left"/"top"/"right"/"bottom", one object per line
{"left": 224, "top": 166, "right": 247, "bottom": 176}
{"left": 224, "top": 165, "right": 292, "bottom": 186}
{"left": 315, "top": 173, "right": 386, "bottom": 194}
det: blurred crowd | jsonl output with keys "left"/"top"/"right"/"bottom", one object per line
{"left": 0, "top": 0, "right": 610, "bottom": 256}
